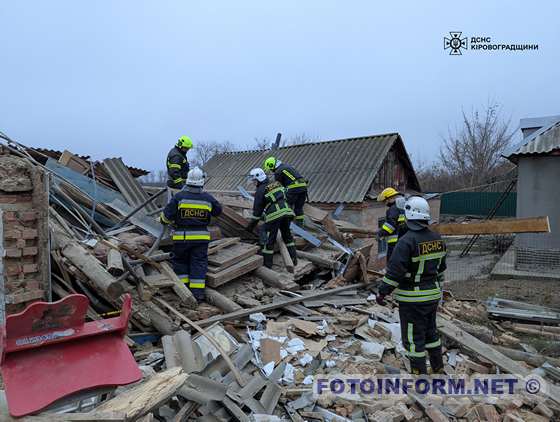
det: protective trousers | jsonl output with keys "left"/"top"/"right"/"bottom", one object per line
{"left": 262, "top": 217, "right": 297, "bottom": 268}
{"left": 172, "top": 241, "right": 209, "bottom": 301}
{"left": 398, "top": 301, "right": 443, "bottom": 375}
{"left": 286, "top": 191, "right": 306, "bottom": 227}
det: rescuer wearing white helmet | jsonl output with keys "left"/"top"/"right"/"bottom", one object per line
{"left": 246, "top": 167, "right": 297, "bottom": 269}
{"left": 159, "top": 166, "right": 222, "bottom": 302}
{"left": 376, "top": 196, "right": 447, "bottom": 375}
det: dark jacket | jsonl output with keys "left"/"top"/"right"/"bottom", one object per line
{"left": 166, "top": 147, "right": 190, "bottom": 188}
{"left": 274, "top": 163, "right": 307, "bottom": 194}
{"left": 379, "top": 203, "right": 406, "bottom": 245}
{"left": 160, "top": 186, "right": 222, "bottom": 241}
{"left": 251, "top": 178, "right": 294, "bottom": 223}
{"left": 379, "top": 226, "right": 447, "bottom": 303}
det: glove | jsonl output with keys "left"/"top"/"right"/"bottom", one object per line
{"left": 375, "top": 293, "right": 387, "bottom": 306}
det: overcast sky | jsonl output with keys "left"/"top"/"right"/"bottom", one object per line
{"left": 1, "top": 1, "right": 559, "bottom": 172}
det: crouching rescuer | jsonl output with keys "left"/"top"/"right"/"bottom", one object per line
{"left": 160, "top": 167, "right": 222, "bottom": 302}
{"left": 246, "top": 168, "right": 297, "bottom": 269}
{"left": 376, "top": 196, "right": 447, "bottom": 375}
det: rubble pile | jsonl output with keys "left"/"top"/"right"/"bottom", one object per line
{"left": 1, "top": 138, "right": 560, "bottom": 421}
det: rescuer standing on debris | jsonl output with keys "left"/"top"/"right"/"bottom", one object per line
{"left": 263, "top": 157, "right": 308, "bottom": 227}
{"left": 246, "top": 168, "right": 298, "bottom": 269}
{"left": 376, "top": 187, "right": 407, "bottom": 261}
{"left": 376, "top": 196, "right": 447, "bottom": 375}
{"left": 166, "top": 135, "right": 193, "bottom": 189}
{"left": 160, "top": 167, "right": 222, "bottom": 302}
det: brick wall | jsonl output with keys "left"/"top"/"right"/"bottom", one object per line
{"left": 0, "top": 152, "right": 49, "bottom": 317}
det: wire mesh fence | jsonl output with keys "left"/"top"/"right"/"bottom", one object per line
{"left": 443, "top": 232, "right": 560, "bottom": 306}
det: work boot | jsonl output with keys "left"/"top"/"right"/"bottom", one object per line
{"left": 263, "top": 253, "right": 274, "bottom": 269}
{"left": 295, "top": 217, "right": 304, "bottom": 228}
{"left": 428, "top": 347, "right": 444, "bottom": 374}
{"left": 409, "top": 357, "right": 427, "bottom": 375}
{"left": 191, "top": 288, "right": 205, "bottom": 303}
{"left": 287, "top": 245, "right": 298, "bottom": 266}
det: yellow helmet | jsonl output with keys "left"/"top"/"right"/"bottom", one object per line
{"left": 263, "top": 156, "right": 277, "bottom": 171}
{"left": 177, "top": 135, "right": 193, "bottom": 149}
{"left": 377, "top": 187, "right": 399, "bottom": 202}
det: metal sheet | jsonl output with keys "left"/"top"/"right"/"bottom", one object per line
{"left": 103, "top": 158, "right": 159, "bottom": 213}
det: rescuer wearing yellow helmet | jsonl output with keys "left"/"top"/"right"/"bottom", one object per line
{"left": 166, "top": 135, "right": 193, "bottom": 189}
{"left": 263, "top": 156, "right": 308, "bottom": 227}
{"left": 376, "top": 187, "right": 407, "bottom": 262}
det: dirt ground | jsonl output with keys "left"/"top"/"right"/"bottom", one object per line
{"left": 448, "top": 277, "right": 560, "bottom": 308}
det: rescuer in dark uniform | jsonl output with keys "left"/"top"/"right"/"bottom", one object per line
{"left": 376, "top": 187, "right": 407, "bottom": 262}
{"left": 376, "top": 196, "right": 446, "bottom": 375}
{"left": 166, "top": 135, "right": 192, "bottom": 189}
{"left": 263, "top": 157, "right": 308, "bottom": 227}
{"left": 246, "top": 167, "right": 297, "bottom": 269}
{"left": 160, "top": 167, "right": 222, "bottom": 302}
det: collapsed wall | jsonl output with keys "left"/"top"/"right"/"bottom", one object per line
{"left": 0, "top": 149, "right": 49, "bottom": 318}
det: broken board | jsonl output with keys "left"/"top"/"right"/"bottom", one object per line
{"left": 432, "top": 216, "right": 550, "bottom": 235}
{"left": 208, "top": 242, "right": 260, "bottom": 269}
{"left": 207, "top": 255, "right": 263, "bottom": 288}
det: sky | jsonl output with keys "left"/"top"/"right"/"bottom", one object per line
{"left": 1, "top": 1, "right": 559, "bottom": 173}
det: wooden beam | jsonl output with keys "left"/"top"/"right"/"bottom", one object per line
{"left": 205, "top": 288, "right": 242, "bottom": 313}
{"left": 58, "top": 236, "right": 124, "bottom": 299}
{"left": 432, "top": 216, "right": 550, "bottom": 235}
{"left": 438, "top": 317, "right": 560, "bottom": 405}
{"left": 196, "top": 281, "right": 370, "bottom": 327}
{"left": 93, "top": 368, "right": 188, "bottom": 420}
{"left": 277, "top": 238, "right": 294, "bottom": 273}
{"left": 253, "top": 266, "right": 299, "bottom": 290}
{"left": 296, "top": 250, "right": 339, "bottom": 270}
{"left": 158, "top": 262, "right": 197, "bottom": 309}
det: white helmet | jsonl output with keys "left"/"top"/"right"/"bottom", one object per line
{"left": 186, "top": 166, "right": 205, "bottom": 187}
{"left": 248, "top": 168, "right": 267, "bottom": 183}
{"left": 404, "top": 196, "right": 431, "bottom": 221}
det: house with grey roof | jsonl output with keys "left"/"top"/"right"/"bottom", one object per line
{"left": 504, "top": 115, "right": 560, "bottom": 274}
{"left": 203, "top": 133, "right": 421, "bottom": 227}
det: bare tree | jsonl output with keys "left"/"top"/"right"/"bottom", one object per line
{"left": 140, "top": 169, "right": 167, "bottom": 184}
{"left": 282, "top": 132, "right": 317, "bottom": 146}
{"left": 253, "top": 137, "right": 271, "bottom": 150}
{"left": 192, "top": 140, "right": 234, "bottom": 166}
{"left": 439, "top": 102, "right": 515, "bottom": 189}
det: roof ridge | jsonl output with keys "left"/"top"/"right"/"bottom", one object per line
{"left": 217, "top": 132, "right": 400, "bottom": 156}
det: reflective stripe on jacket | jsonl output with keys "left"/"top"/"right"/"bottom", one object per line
{"left": 252, "top": 179, "right": 294, "bottom": 223}
{"left": 379, "top": 227, "right": 447, "bottom": 303}
{"left": 166, "top": 147, "right": 189, "bottom": 187}
{"left": 160, "top": 186, "right": 222, "bottom": 241}
{"left": 274, "top": 163, "right": 308, "bottom": 192}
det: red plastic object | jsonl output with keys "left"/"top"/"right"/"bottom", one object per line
{"left": 0, "top": 294, "right": 142, "bottom": 417}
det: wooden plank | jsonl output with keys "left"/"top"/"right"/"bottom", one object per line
{"left": 197, "top": 281, "right": 370, "bottom": 327}
{"left": 208, "top": 242, "right": 259, "bottom": 268}
{"left": 438, "top": 317, "right": 560, "bottom": 405}
{"left": 432, "top": 216, "right": 550, "bottom": 235}
{"left": 296, "top": 250, "right": 339, "bottom": 270}
{"left": 159, "top": 262, "right": 197, "bottom": 309}
{"left": 208, "top": 237, "right": 240, "bottom": 255}
{"left": 253, "top": 266, "right": 299, "bottom": 290}
{"left": 58, "top": 150, "right": 90, "bottom": 174}
{"left": 93, "top": 368, "right": 187, "bottom": 420}
{"left": 207, "top": 255, "right": 263, "bottom": 287}
{"left": 277, "top": 238, "right": 294, "bottom": 273}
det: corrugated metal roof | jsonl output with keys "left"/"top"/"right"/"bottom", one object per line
{"left": 506, "top": 119, "right": 560, "bottom": 162}
{"left": 203, "top": 133, "right": 419, "bottom": 203}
